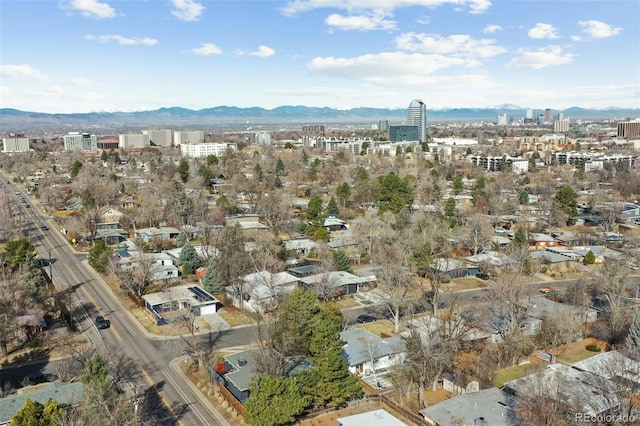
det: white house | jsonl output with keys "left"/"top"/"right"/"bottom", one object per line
{"left": 340, "top": 328, "right": 405, "bottom": 376}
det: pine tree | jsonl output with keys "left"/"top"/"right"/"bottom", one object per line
{"left": 300, "top": 314, "right": 362, "bottom": 408}
{"left": 175, "top": 233, "right": 188, "bottom": 248}
{"left": 178, "top": 241, "right": 197, "bottom": 266}
{"left": 177, "top": 158, "right": 189, "bottom": 183}
{"left": 326, "top": 196, "right": 339, "bottom": 216}
{"left": 275, "top": 157, "right": 285, "bottom": 175}
{"left": 244, "top": 375, "right": 308, "bottom": 426}
{"left": 202, "top": 258, "right": 223, "bottom": 294}
{"left": 584, "top": 250, "right": 596, "bottom": 265}
{"left": 332, "top": 250, "right": 352, "bottom": 272}
{"left": 11, "top": 398, "right": 44, "bottom": 426}
{"left": 512, "top": 227, "right": 529, "bottom": 248}
{"left": 627, "top": 312, "right": 640, "bottom": 360}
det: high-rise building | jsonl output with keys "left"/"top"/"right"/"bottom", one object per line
{"left": 554, "top": 119, "right": 570, "bottom": 133}
{"left": 63, "top": 132, "right": 97, "bottom": 151}
{"left": 617, "top": 120, "right": 640, "bottom": 138}
{"left": 526, "top": 109, "right": 533, "bottom": 120}
{"left": 378, "top": 120, "right": 390, "bottom": 131}
{"left": 389, "top": 125, "right": 419, "bottom": 142}
{"left": 407, "top": 99, "right": 427, "bottom": 142}
{"left": 2, "top": 133, "right": 30, "bottom": 152}
{"left": 544, "top": 108, "right": 553, "bottom": 123}
{"left": 143, "top": 129, "right": 172, "bottom": 147}
{"left": 118, "top": 133, "right": 150, "bottom": 149}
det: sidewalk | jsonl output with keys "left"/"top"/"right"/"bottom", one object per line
{"left": 169, "top": 356, "right": 232, "bottom": 426}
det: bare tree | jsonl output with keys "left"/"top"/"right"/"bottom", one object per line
{"left": 460, "top": 214, "right": 493, "bottom": 255}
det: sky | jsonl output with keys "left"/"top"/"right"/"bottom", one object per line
{"left": 1, "top": 0, "right": 639, "bottom": 114}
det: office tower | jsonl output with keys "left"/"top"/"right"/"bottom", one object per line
{"left": 558, "top": 112, "right": 564, "bottom": 121}
{"left": 2, "top": 133, "right": 30, "bottom": 152}
{"left": 554, "top": 119, "right": 570, "bottom": 133}
{"left": 407, "top": 99, "right": 427, "bottom": 142}
{"left": 389, "top": 126, "right": 419, "bottom": 142}
{"left": 526, "top": 108, "right": 533, "bottom": 119}
{"left": 63, "top": 132, "right": 97, "bottom": 151}
{"left": 378, "top": 120, "right": 390, "bottom": 131}
{"left": 544, "top": 108, "right": 553, "bottom": 123}
{"left": 617, "top": 120, "right": 640, "bottom": 138}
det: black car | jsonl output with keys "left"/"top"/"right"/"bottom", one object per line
{"left": 356, "top": 314, "right": 377, "bottom": 323}
{"left": 96, "top": 316, "right": 110, "bottom": 329}
{"left": 476, "top": 273, "right": 490, "bottom": 280}
{"left": 41, "top": 226, "right": 49, "bottom": 231}
{"left": 24, "top": 373, "right": 58, "bottom": 385}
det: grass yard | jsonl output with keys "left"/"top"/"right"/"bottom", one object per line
{"left": 216, "top": 306, "right": 254, "bottom": 327}
{"left": 492, "top": 363, "right": 539, "bottom": 388}
{"left": 447, "top": 277, "right": 488, "bottom": 291}
{"left": 356, "top": 319, "right": 405, "bottom": 336}
{"left": 553, "top": 337, "right": 608, "bottom": 365}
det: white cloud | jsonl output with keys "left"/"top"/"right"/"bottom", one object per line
{"left": 571, "top": 35, "right": 582, "bottom": 41}
{"left": 577, "top": 20, "right": 622, "bottom": 39}
{"left": 85, "top": 35, "right": 158, "bottom": 45}
{"left": 528, "top": 23, "right": 560, "bottom": 39}
{"left": 282, "top": 0, "right": 491, "bottom": 17}
{"left": 191, "top": 43, "right": 223, "bottom": 56}
{"left": 0, "top": 86, "right": 10, "bottom": 97}
{"left": 395, "top": 33, "right": 506, "bottom": 58}
{"left": 171, "top": 0, "right": 204, "bottom": 22}
{"left": 68, "top": 76, "right": 95, "bottom": 86}
{"left": 69, "top": 0, "right": 116, "bottom": 19}
{"left": 249, "top": 46, "right": 276, "bottom": 58}
{"left": 307, "top": 52, "right": 478, "bottom": 84}
{"left": 505, "top": 45, "right": 574, "bottom": 70}
{"left": 0, "top": 64, "right": 48, "bottom": 80}
{"left": 483, "top": 24, "right": 502, "bottom": 34}
{"left": 324, "top": 13, "right": 396, "bottom": 31}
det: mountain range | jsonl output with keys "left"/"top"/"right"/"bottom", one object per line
{"left": 1, "top": 105, "right": 638, "bottom": 133}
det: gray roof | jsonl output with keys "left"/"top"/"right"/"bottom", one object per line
{"left": 420, "top": 388, "right": 516, "bottom": 426}
{"left": 0, "top": 382, "right": 84, "bottom": 424}
{"left": 300, "top": 271, "right": 376, "bottom": 289}
{"left": 504, "top": 363, "right": 620, "bottom": 416}
{"left": 338, "top": 408, "right": 407, "bottom": 426}
{"left": 341, "top": 328, "right": 404, "bottom": 367}
{"left": 573, "top": 351, "right": 640, "bottom": 385}
{"left": 224, "top": 348, "right": 262, "bottom": 392}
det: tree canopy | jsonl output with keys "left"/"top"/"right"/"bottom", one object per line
{"left": 244, "top": 375, "right": 308, "bottom": 426}
{"left": 376, "top": 172, "right": 413, "bottom": 215}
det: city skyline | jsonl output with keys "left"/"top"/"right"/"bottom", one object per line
{"left": 1, "top": 0, "right": 639, "bottom": 114}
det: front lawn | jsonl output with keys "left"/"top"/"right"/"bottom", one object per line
{"left": 492, "top": 363, "right": 538, "bottom": 388}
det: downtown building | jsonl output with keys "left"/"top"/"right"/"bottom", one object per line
{"left": 617, "top": 120, "right": 640, "bottom": 138}
{"left": 143, "top": 129, "right": 173, "bottom": 147}
{"left": 63, "top": 132, "right": 97, "bottom": 151}
{"left": 2, "top": 133, "right": 30, "bottom": 152}
{"left": 180, "top": 143, "right": 237, "bottom": 158}
{"left": 407, "top": 99, "right": 428, "bottom": 142}
{"left": 118, "top": 133, "right": 150, "bottom": 149}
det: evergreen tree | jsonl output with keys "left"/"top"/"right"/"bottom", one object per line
{"left": 275, "top": 157, "right": 285, "bottom": 175}
{"left": 376, "top": 172, "right": 413, "bottom": 215}
{"left": 584, "top": 250, "right": 596, "bottom": 265}
{"left": 512, "top": 227, "right": 529, "bottom": 248}
{"left": 202, "top": 258, "right": 223, "bottom": 294}
{"left": 332, "top": 250, "right": 352, "bottom": 273}
{"left": 81, "top": 354, "right": 112, "bottom": 387}
{"left": 313, "top": 227, "right": 329, "bottom": 242}
{"left": 244, "top": 375, "right": 309, "bottom": 426}
{"left": 336, "top": 182, "right": 351, "bottom": 209}
{"left": 627, "top": 312, "right": 640, "bottom": 360}
{"left": 326, "top": 196, "right": 339, "bottom": 216}
{"left": 271, "top": 288, "right": 323, "bottom": 356}
{"left": 411, "top": 242, "right": 433, "bottom": 278}
{"left": 554, "top": 185, "right": 578, "bottom": 221}
{"left": 300, "top": 314, "right": 362, "bottom": 408}
{"left": 444, "top": 197, "right": 457, "bottom": 218}
{"left": 306, "top": 195, "right": 324, "bottom": 223}
{"left": 88, "top": 240, "right": 111, "bottom": 273}
{"left": 178, "top": 242, "right": 197, "bottom": 267}
{"left": 12, "top": 399, "right": 63, "bottom": 426}
{"left": 451, "top": 174, "right": 464, "bottom": 195}
{"left": 182, "top": 261, "right": 194, "bottom": 276}
{"left": 70, "top": 160, "right": 83, "bottom": 178}
{"left": 101, "top": 150, "right": 108, "bottom": 162}
{"left": 206, "top": 154, "right": 218, "bottom": 166}
{"left": 3, "top": 238, "right": 36, "bottom": 270}
{"left": 175, "top": 233, "right": 188, "bottom": 248}
{"left": 274, "top": 176, "right": 283, "bottom": 188}
{"left": 177, "top": 158, "right": 190, "bottom": 183}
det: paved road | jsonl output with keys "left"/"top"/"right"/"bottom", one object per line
{"left": 1, "top": 179, "right": 224, "bottom": 426}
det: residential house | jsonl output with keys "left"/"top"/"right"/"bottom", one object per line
{"left": 324, "top": 215, "right": 348, "bottom": 232}
{"left": 525, "top": 296, "right": 598, "bottom": 325}
{"left": 0, "top": 382, "right": 84, "bottom": 426}
{"left": 212, "top": 348, "right": 310, "bottom": 404}
{"left": 504, "top": 363, "right": 621, "bottom": 417}
{"left": 165, "top": 244, "right": 219, "bottom": 263}
{"left": 97, "top": 205, "right": 124, "bottom": 226}
{"left": 142, "top": 285, "right": 221, "bottom": 324}
{"left": 225, "top": 214, "right": 268, "bottom": 230}
{"left": 338, "top": 409, "right": 408, "bottom": 426}
{"left": 283, "top": 238, "right": 318, "bottom": 257}
{"left": 572, "top": 351, "right": 640, "bottom": 390}
{"left": 430, "top": 258, "right": 472, "bottom": 279}
{"left": 228, "top": 271, "right": 300, "bottom": 313}
{"left": 134, "top": 226, "right": 181, "bottom": 243}
{"left": 114, "top": 251, "right": 179, "bottom": 282}
{"left": 528, "top": 233, "right": 560, "bottom": 248}
{"left": 341, "top": 328, "right": 405, "bottom": 376}
{"left": 420, "top": 387, "right": 517, "bottom": 426}
{"left": 300, "top": 271, "right": 376, "bottom": 299}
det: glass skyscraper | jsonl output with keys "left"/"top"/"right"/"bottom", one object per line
{"left": 407, "top": 99, "right": 427, "bottom": 142}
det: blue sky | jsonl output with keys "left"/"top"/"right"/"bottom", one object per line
{"left": 1, "top": 0, "right": 638, "bottom": 113}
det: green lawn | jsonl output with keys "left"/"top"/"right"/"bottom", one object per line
{"left": 556, "top": 347, "right": 601, "bottom": 365}
{"left": 492, "top": 363, "right": 539, "bottom": 388}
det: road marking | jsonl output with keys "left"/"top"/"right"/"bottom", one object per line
{"left": 142, "top": 368, "right": 186, "bottom": 426}
{"left": 163, "top": 371, "right": 209, "bottom": 425}
{"left": 64, "top": 263, "right": 124, "bottom": 342}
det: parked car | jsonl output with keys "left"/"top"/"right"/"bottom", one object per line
{"left": 96, "top": 316, "right": 110, "bottom": 329}
{"left": 24, "top": 373, "right": 58, "bottom": 385}
{"left": 476, "top": 273, "right": 490, "bottom": 280}
{"left": 356, "top": 314, "right": 377, "bottom": 323}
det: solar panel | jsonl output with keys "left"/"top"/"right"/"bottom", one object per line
{"left": 188, "top": 286, "right": 215, "bottom": 302}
